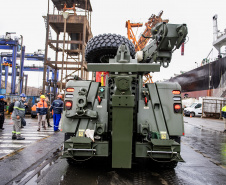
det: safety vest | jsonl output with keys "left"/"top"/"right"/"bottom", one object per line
{"left": 36, "top": 100, "right": 48, "bottom": 115}
{"left": 222, "top": 106, "right": 226, "bottom": 112}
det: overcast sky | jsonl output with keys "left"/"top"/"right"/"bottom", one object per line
{"left": 0, "top": 0, "right": 226, "bottom": 88}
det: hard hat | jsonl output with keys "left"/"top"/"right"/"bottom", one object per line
{"left": 0, "top": 95, "right": 4, "bottom": 99}
{"left": 57, "top": 94, "right": 62, "bottom": 99}
{"left": 40, "top": 95, "right": 46, "bottom": 99}
{"left": 20, "top": 93, "right": 26, "bottom": 97}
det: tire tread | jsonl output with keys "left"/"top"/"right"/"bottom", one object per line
{"left": 85, "top": 33, "right": 135, "bottom": 63}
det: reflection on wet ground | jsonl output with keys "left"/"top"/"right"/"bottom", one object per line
{"left": 60, "top": 158, "right": 182, "bottom": 185}
{"left": 183, "top": 124, "right": 226, "bottom": 167}
{"left": 10, "top": 148, "right": 62, "bottom": 185}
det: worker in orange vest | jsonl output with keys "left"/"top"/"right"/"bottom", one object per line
{"left": 36, "top": 95, "right": 48, "bottom": 131}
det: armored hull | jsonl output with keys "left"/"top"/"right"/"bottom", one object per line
{"left": 61, "top": 22, "right": 188, "bottom": 169}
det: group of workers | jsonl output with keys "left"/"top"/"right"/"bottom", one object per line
{"left": 36, "top": 94, "right": 63, "bottom": 132}
{"left": 0, "top": 94, "right": 64, "bottom": 140}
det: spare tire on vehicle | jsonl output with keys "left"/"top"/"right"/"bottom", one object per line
{"left": 85, "top": 33, "right": 135, "bottom": 63}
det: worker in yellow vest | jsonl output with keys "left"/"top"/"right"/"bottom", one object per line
{"left": 221, "top": 105, "right": 226, "bottom": 133}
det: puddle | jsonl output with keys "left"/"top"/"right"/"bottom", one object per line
{"left": 183, "top": 124, "right": 226, "bottom": 167}
{"left": 11, "top": 147, "right": 62, "bottom": 185}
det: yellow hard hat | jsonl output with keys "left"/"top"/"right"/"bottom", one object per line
{"left": 40, "top": 95, "right": 46, "bottom": 99}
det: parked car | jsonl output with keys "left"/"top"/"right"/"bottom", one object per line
{"left": 184, "top": 102, "right": 202, "bottom": 117}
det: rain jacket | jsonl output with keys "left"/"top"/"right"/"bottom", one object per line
{"left": 36, "top": 100, "right": 48, "bottom": 115}
{"left": 0, "top": 100, "right": 7, "bottom": 113}
{"left": 50, "top": 99, "right": 64, "bottom": 114}
{"left": 11, "top": 100, "right": 26, "bottom": 119}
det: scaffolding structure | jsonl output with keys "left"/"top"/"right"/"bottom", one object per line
{"left": 43, "top": 0, "right": 93, "bottom": 94}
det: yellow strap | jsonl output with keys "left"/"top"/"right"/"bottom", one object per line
{"left": 101, "top": 72, "right": 104, "bottom": 86}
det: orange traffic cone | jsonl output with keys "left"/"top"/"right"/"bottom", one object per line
{"left": 190, "top": 113, "right": 192, "bottom": 118}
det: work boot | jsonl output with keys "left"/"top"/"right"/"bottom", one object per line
{"left": 223, "top": 129, "right": 226, "bottom": 133}
{"left": 12, "top": 134, "right": 17, "bottom": 140}
{"left": 17, "top": 137, "right": 25, "bottom": 140}
{"left": 44, "top": 126, "right": 46, "bottom": 130}
{"left": 37, "top": 128, "right": 40, "bottom": 131}
{"left": 17, "top": 135, "right": 25, "bottom": 140}
{"left": 48, "top": 124, "right": 52, "bottom": 127}
{"left": 0, "top": 128, "right": 4, "bottom": 130}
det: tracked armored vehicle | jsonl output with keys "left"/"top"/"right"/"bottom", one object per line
{"left": 61, "top": 22, "right": 188, "bottom": 169}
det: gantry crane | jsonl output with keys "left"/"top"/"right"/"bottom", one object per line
{"left": 126, "top": 10, "right": 169, "bottom": 83}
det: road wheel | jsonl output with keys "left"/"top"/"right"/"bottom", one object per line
{"left": 85, "top": 33, "right": 135, "bottom": 63}
{"left": 190, "top": 112, "right": 195, "bottom": 117}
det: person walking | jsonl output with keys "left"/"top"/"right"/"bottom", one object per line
{"left": 11, "top": 93, "right": 27, "bottom": 140}
{"left": 45, "top": 97, "right": 52, "bottom": 127}
{"left": 36, "top": 95, "right": 48, "bottom": 131}
{"left": 50, "top": 95, "right": 63, "bottom": 132}
{"left": 222, "top": 105, "right": 226, "bottom": 133}
{"left": 0, "top": 95, "right": 7, "bottom": 130}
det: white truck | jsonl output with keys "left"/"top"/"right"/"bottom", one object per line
{"left": 183, "top": 102, "right": 202, "bottom": 117}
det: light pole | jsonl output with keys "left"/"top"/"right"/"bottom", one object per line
{"left": 60, "top": 11, "right": 69, "bottom": 93}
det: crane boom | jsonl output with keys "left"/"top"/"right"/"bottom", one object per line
{"left": 126, "top": 10, "right": 168, "bottom": 52}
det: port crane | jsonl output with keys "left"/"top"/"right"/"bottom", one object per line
{"left": 126, "top": 11, "right": 169, "bottom": 83}
{"left": 126, "top": 10, "right": 169, "bottom": 52}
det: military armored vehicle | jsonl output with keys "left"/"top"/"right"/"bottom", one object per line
{"left": 61, "top": 22, "right": 188, "bottom": 169}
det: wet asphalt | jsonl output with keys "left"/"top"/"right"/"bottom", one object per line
{"left": 0, "top": 116, "right": 226, "bottom": 185}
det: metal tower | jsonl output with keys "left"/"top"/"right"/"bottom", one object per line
{"left": 43, "top": 0, "right": 93, "bottom": 94}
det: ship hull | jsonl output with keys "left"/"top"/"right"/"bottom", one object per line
{"left": 169, "top": 57, "right": 226, "bottom": 99}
